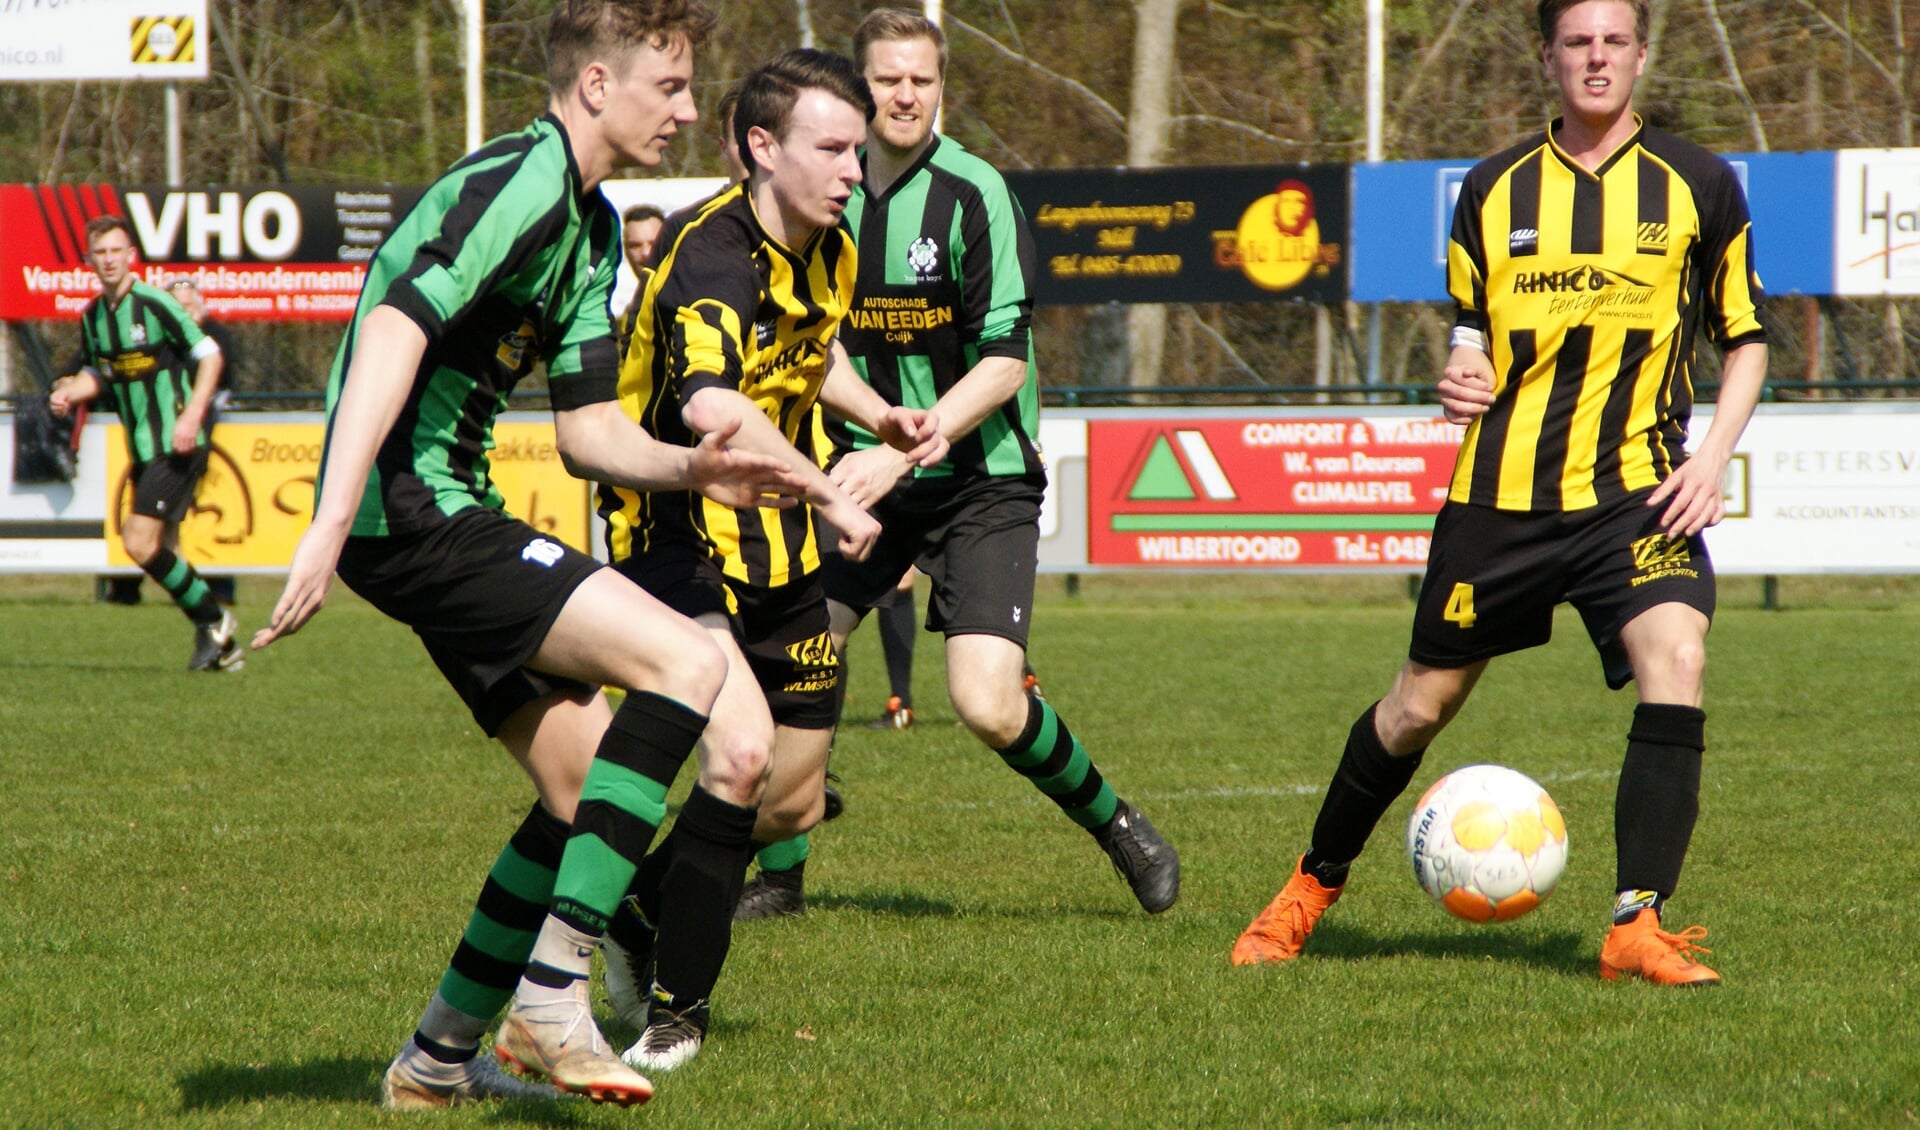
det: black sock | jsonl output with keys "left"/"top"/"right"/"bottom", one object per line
{"left": 1615, "top": 702, "right": 1706, "bottom": 903}
{"left": 1302, "top": 702, "right": 1425, "bottom": 887}
{"left": 876, "top": 587, "right": 916, "bottom": 706}
{"left": 650, "top": 786, "right": 759, "bottom": 1006}
{"left": 607, "top": 826, "right": 679, "bottom": 953}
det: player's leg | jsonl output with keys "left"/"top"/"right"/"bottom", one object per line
{"left": 499, "top": 569, "right": 728, "bottom": 1104}
{"left": 1600, "top": 603, "right": 1717, "bottom": 985}
{"left": 1561, "top": 496, "right": 1721, "bottom": 986}
{"left": 608, "top": 620, "right": 768, "bottom": 1071}
{"left": 383, "top": 689, "right": 607, "bottom": 1110}
{"left": 122, "top": 456, "right": 238, "bottom": 670}
{"left": 867, "top": 572, "right": 918, "bottom": 728}
{"left": 735, "top": 723, "right": 833, "bottom": 921}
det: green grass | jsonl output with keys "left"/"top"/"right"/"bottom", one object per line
{"left": 2, "top": 573, "right": 1917, "bottom": 1127}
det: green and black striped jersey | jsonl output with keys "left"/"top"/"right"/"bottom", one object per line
{"left": 1447, "top": 117, "right": 1768, "bottom": 512}
{"left": 600, "top": 184, "right": 855, "bottom": 588}
{"left": 76, "top": 279, "right": 218, "bottom": 465}
{"left": 840, "top": 135, "right": 1043, "bottom": 482}
{"left": 323, "top": 113, "right": 621, "bottom": 537}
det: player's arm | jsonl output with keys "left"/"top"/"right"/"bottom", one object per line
{"left": 818, "top": 339, "right": 948, "bottom": 507}
{"left": 1646, "top": 340, "right": 1766, "bottom": 538}
{"left": 1648, "top": 167, "right": 1770, "bottom": 538}
{"left": 172, "top": 343, "right": 225, "bottom": 454}
{"left": 682, "top": 384, "right": 880, "bottom": 561}
{"left": 253, "top": 305, "right": 424, "bottom": 649}
{"left": 48, "top": 368, "right": 103, "bottom": 417}
{"left": 1437, "top": 167, "right": 1498, "bottom": 425}
{"left": 552, "top": 400, "right": 803, "bottom": 510}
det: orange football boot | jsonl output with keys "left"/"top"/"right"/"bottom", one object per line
{"left": 1231, "top": 856, "right": 1342, "bottom": 965}
{"left": 1599, "top": 908, "right": 1721, "bottom": 986}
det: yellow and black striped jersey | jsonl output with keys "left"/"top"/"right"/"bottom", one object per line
{"left": 598, "top": 184, "right": 856, "bottom": 587}
{"left": 1447, "top": 117, "right": 1767, "bottom": 512}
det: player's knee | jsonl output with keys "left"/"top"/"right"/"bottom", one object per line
{"left": 954, "top": 689, "right": 1026, "bottom": 748}
{"left": 702, "top": 730, "right": 771, "bottom": 801}
{"left": 756, "top": 786, "right": 823, "bottom": 840}
{"left": 120, "top": 525, "right": 160, "bottom": 564}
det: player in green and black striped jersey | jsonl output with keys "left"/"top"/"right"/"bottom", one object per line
{"left": 51, "top": 214, "right": 237, "bottom": 672}
{"left": 592, "top": 48, "right": 946, "bottom": 1074}
{"left": 733, "top": 11, "right": 1181, "bottom": 926}
{"left": 1236, "top": 0, "right": 1769, "bottom": 989}
{"left": 252, "top": 0, "right": 808, "bottom": 1109}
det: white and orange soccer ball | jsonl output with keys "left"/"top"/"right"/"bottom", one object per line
{"left": 1405, "top": 764, "right": 1568, "bottom": 922}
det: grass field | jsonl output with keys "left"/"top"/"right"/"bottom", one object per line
{"left": 2, "top": 573, "right": 1917, "bottom": 1128}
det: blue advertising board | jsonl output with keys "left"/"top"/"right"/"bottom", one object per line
{"left": 1350, "top": 151, "right": 1837, "bottom": 302}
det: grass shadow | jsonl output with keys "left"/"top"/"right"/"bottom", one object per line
{"left": 1305, "top": 922, "right": 1592, "bottom": 976}
{"left": 0, "top": 657, "right": 168, "bottom": 675}
{"left": 177, "top": 1055, "right": 598, "bottom": 1124}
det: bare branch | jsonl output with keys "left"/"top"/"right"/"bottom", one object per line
{"left": 1167, "top": 113, "right": 1297, "bottom": 148}
{"left": 1790, "top": 0, "right": 1900, "bottom": 88}
{"left": 944, "top": 14, "right": 1126, "bottom": 135}
{"left": 1703, "top": 0, "right": 1768, "bottom": 151}
{"left": 1174, "top": 305, "right": 1268, "bottom": 384}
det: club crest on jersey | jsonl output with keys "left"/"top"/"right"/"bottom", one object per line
{"left": 755, "top": 319, "right": 778, "bottom": 348}
{"left": 1508, "top": 227, "right": 1539, "bottom": 257}
{"left": 906, "top": 236, "right": 942, "bottom": 281}
{"left": 129, "top": 323, "right": 148, "bottom": 345}
{"left": 1637, "top": 222, "right": 1669, "bottom": 253}
{"left": 521, "top": 538, "right": 565, "bottom": 568}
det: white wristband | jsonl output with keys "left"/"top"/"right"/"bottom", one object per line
{"left": 1449, "top": 326, "right": 1487, "bottom": 353}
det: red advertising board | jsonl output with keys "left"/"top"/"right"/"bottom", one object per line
{"left": 2, "top": 183, "right": 420, "bottom": 322}
{"left": 1087, "top": 414, "right": 1464, "bottom": 568}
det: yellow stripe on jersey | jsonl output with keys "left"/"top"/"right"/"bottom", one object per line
{"left": 1445, "top": 119, "right": 1766, "bottom": 513}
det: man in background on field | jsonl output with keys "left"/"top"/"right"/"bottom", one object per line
{"left": 50, "top": 215, "right": 239, "bottom": 672}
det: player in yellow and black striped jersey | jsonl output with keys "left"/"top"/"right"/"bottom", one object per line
{"left": 1236, "top": 0, "right": 1769, "bottom": 988}
{"left": 594, "top": 49, "right": 946, "bottom": 1073}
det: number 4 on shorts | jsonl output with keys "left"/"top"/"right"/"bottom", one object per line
{"left": 1443, "top": 582, "right": 1476, "bottom": 629}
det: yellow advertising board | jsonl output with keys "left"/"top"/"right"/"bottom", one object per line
{"left": 104, "top": 420, "right": 592, "bottom": 567}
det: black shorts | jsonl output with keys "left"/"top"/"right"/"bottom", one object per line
{"left": 1409, "top": 491, "right": 1716, "bottom": 690}
{"left": 337, "top": 507, "right": 601, "bottom": 736}
{"left": 129, "top": 450, "right": 207, "bottom": 521}
{"left": 613, "top": 543, "right": 839, "bottom": 729}
{"left": 821, "top": 473, "right": 1043, "bottom": 648}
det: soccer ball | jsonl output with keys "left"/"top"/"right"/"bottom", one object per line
{"left": 1405, "top": 764, "right": 1567, "bottom": 922}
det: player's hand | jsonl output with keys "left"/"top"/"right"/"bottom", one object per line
{"left": 253, "top": 523, "right": 346, "bottom": 649}
{"left": 687, "top": 419, "right": 807, "bottom": 510}
{"left": 821, "top": 499, "right": 881, "bottom": 562}
{"left": 1438, "top": 346, "right": 1496, "bottom": 425}
{"left": 1646, "top": 454, "right": 1729, "bottom": 538}
{"left": 48, "top": 381, "right": 74, "bottom": 418}
{"left": 830, "top": 445, "right": 912, "bottom": 509}
{"left": 171, "top": 410, "right": 203, "bottom": 455}
{"left": 875, "top": 406, "right": 948, "bottom": 469}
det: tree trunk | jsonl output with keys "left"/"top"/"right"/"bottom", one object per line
{"left": 1124, "top": 0, "right": 1180, "bottom": 387}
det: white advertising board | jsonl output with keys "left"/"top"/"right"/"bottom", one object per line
{"left": 1835, "top": 149, "right": 1920, "bottom": 296}
{"left": 0, "top": 1, "right": 209, "bottom": 83}
{"left": 1704, "top": 404, "right": 1920, "bottom": 574}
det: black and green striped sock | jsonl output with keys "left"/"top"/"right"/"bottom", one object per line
{"left": 996, "top": 697, "right": 1119, "bottom": 831}
{"left": 140, "top": 547, "right": 221, "bottom": 625}
{"left": 547, "top": 692, "right": 704, "bottom": 937}
{"left": 415, "top": 801, "right": 568, "bottom": 1050}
